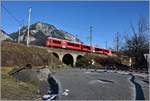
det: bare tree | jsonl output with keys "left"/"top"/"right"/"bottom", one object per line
{"left": 123, "top": 16, "right": 149, "bottom": 68}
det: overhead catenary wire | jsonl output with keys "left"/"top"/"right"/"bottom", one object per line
{"left": 2, "top": 4, "right": 21, "bottom": 25}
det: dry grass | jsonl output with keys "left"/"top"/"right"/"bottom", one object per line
{"left": 1, "top": 67, "right": 40, "bottom": 100}
{"left": 1, "top": 41, "right": 62, "bottom": 67}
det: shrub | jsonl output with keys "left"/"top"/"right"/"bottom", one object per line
{"left": 76, "top": 55, "right": 90, "bottom": 67}
{"left": 95, "top": 56, "right": 121, "bottom": 66}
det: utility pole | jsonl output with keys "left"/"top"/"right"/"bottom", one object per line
{"left": 75, "top": 34, "right": 78, "bottom": 42}
{"left": 18, "top": 26, "right": 21, "bottom": 44}
{"left": 90, "top": 26, "right": 92, "bottom": 49}
{"left": 51, "top": 33, "right": 53, "bottom": 69}
{"left": 89, "top": 26, "right": 93, "bottom": 69}
{"left": 145, "top": 30, "right": 150, "bottom": 69}
{"left": 115, "top": 32, "right": 120, "bottom": 52}
{"left": 27, "top": 8, "right": 31, "bottom": 47}
{"left": 106, "top": 40, "right": 107, "bottom": 49}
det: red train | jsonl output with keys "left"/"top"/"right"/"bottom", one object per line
{"left": 46, "top": 37, "right": 112, "bottom": 55}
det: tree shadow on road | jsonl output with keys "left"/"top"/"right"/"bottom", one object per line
{"left": 129, "top": 74, "right": 145, "bottom": 100}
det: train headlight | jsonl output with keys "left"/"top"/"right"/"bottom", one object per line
{"left": 62, "top": 46, "right": 66, "bottom": 48}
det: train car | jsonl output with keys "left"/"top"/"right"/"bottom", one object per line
{"left": 46, "top": 37, "right": 51, "bottom": 47}
{"left": 46, "top": 37, "right": 62, "bottom": 48}
{"left": 46, "top": 39, "right": 49, "bottom": 47}
{"left": 108, "top": 50, "right": 112, "bottom": 55}
{"left": 91, "top": 46, "right": 96, "bottom": 53}
{"left": 95, "top": 47, "right": 104, "bottom": 54}
{"left": 46, "top": 37, "right": 81, "bottom": 50}
{"left": 61, "top": 40, "right": 67, "bottom": 48}
{"left": 103, "top": 48, "right": 111, "bottom": 55}
{"left": 66, "top": 41, "right": 82, "bottom": 51}
{"left": 81, "top": 44, "right": 92, "bottom": 52}
{"left": 46, "top": 37, "right": 112, "bottom": 55}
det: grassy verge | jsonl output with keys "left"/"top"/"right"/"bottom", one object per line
{"left": 1, "top": 67, "right": 40, "bottom": 100}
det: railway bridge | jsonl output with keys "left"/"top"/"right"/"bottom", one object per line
{"left": 39, "top": 37, "right": 112, "bottom": 67}
{"left": 33, "top": 46, "right": 107, "bottom": 67}
{"left": 46, "top": 47, "right": 108, "bottom": 67}
{"left": 47, "top": 47, "right": 86, "bottom": 67}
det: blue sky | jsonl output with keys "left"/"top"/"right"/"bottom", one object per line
{"left": 1, "top": 1, "right": 149, "bottom": 49}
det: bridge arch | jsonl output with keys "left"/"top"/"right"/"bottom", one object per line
{"left": 76, "top": 55, "right": 83, "bottom": 61}
{"left": 62, "top": 54, "right": 74, "bottom": 67}
{"left": 52, "top": 52, "right": 59, "bottom": 59}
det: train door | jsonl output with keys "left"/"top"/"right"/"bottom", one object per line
{"left": 62, "top": 40, "right": 67, "bottom": 48}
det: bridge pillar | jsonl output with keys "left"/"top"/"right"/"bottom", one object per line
{"left": 59, "top": 53, "right": 64, "bottom": 63}
{"left": 73, "top": 55, "right": 77, "bottom": 67}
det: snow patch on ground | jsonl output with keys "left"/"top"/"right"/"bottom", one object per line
{"left": 62, "top": 89, "right": 70, "bottom": 96}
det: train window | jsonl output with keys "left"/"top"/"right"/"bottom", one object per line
{"left": 74, "top": 43, "right": 79, "bottom": 47}
{"left": 84, "top": 46, "right": 90, "bottom": 49}
{"left": 67, "top": 42, "right": 79, "bottom": 47}
{"left": 95, "top": 48, "right": 103, "bottom": 51}
{"left": 67, "top": 43, "right": 73, "bottom": 46}
{"left": 104, "top": 50, "right": 109, "bottom": 53}
{"left": 53, "top": 40, "right": 61, "bottom": 44}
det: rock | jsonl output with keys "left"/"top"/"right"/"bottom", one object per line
{"left": 9, "top": 66, "right": 52, "bottom": 95}
{"left": 37, "top": 68, "right": 52, "bottom": 81}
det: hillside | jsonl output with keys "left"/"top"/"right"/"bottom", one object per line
{"left": 1, "top": 41, "right": 64, "bottom": 100}
{"left": 0, "top": 30, "right": 12, "bottom": 41}
{"left": 1, "top": 41, "right": 63, "bottom": 67}
{"left": 9, "top": 22, "right": 81, "bottom": 45}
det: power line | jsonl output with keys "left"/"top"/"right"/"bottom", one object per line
{"left": 2, "top": 4, "right": 26, "bottom": 44}
{"left": 2, "top": 4, "right": 21, "bottom": 24}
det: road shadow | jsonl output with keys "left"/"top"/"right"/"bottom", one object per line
{"left": 47, "top": 74, "right": 59, "bottom": 100}
{"left": 129, "top": 74, "right": 145, "bottom": 100}
{"left": 98, "top": 79, "right": 113, "bottom": 83}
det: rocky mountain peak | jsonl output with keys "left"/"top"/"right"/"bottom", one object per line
{"left": 9, "top": 21, "right": 81, "bottom": 46}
